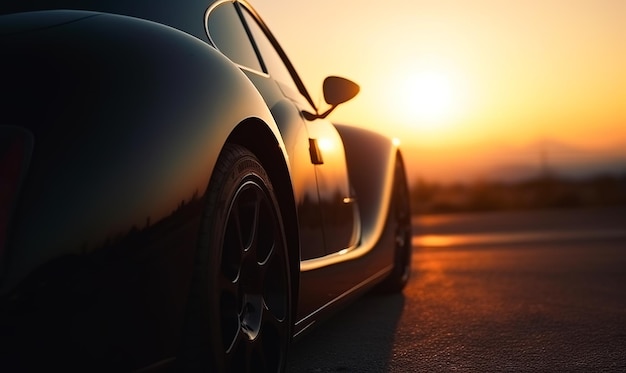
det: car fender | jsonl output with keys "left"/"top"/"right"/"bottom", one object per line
{"left": 1, "top": 9, "right": 284, "bottom": 282}
{"left": 334, "top": 124, "right": 399, "bottom": 257}
{"left": 1, "top": 10, "right": 288, "bottom": 370}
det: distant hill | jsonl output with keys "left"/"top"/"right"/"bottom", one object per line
{"left": 484, "top": 138, "right": 626, "bottom": 182}
{"left": 404, "top": 138, "right": 626, "bottom": 185}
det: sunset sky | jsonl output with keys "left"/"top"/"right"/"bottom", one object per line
{"left": 253, "top": 0, "right": 626, "bottom": 182}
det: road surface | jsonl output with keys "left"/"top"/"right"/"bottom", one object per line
{"left": 287, "top": 207, "right": 626, "bottom": 372}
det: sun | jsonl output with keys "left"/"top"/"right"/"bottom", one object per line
{"left": 386, "top": 68, "right": 464, "bottom": 137}
{"left": 400, "top": 71, "right": 456, "bottom": 124}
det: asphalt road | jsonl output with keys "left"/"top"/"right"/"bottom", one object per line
{"left": 287, "top": 207, "right": 626, "bottom": 372}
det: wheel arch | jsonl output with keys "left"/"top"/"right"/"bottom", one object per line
{"left": 334, "top": 124, "right": 401, "bottom": 252}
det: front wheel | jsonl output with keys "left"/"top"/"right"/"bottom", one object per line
{"left": 180, "top": 144, "right": 291, "bottom": 372}
{"left": 376, "top": 154, "right": 412, "bottom": 293}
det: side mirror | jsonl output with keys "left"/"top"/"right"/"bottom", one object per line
{"left": 323, "top": 76, "right": 360, "bottom": 106}
{"left": 303, "top": 76, "right": 359, "bottom": 120}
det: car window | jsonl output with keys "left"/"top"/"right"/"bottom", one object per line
{"left": 240, "top": 8, "right": 298, "bottom": 92}
{"left": 240, "top": 6, "right": 316, "bottom": 112}
{"left": 207, "top": 3, "right": 262, "bottom": 72}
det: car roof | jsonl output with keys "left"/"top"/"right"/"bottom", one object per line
{"left": 0, "top": 0, "right": 220, "bottom": 40}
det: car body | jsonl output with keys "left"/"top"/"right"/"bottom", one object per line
{"left": 0, "top": 0, "right": 412, "bottom": 371}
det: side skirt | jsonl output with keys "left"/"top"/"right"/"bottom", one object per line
{"left": 292, "top": 265, "right": 392, "bottom": 339}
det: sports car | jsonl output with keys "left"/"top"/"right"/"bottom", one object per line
{"left": 0, "top": 0, "right": 412, "bottom": 371}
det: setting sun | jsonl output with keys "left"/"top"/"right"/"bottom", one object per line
{"left": 401, "top": 71, "right": 455, "bottom": 124}
{"left": 384, "top": 66, "right": 469, "bottom": 141}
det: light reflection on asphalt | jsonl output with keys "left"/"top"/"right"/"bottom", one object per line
{"left": 414, "top": 229, "right": 626, "bottom": 248}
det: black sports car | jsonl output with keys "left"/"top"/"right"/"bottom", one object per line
{"left": 0, "top": 0, "right": 412, "bottom": 371}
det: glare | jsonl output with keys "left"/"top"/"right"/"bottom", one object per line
{"left": 317, "top": 138, "right": 334, "bottom": 152}
{"left": 342, "top": 197, "right": 355, "bottom": 204}
{"left": 402, "top": 71, "right": 455, "bottom": 123}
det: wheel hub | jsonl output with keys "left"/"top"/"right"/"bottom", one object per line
{"left": 241, "top": 293, "right": 263, "bottom": 340}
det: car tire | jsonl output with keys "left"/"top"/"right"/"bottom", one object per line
{"left": 179, "top": 143, "right": 291, "bottom": 372}
{"left": 376, "top": 155, "right": 412, "bottom": 293}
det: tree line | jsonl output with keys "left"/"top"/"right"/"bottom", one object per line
{"left": 410, "top": 172, "right": 626, "bottom": 214}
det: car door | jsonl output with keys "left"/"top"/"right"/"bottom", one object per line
{"left": 206, "top": 2, "right": 359, "bottom": 258}
{"left": 237, "top": 4, "right": 360, "bottom": 257}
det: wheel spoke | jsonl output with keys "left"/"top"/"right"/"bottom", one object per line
{"left": 262, "top": 250, "right": 287, "bottom": 322}
{"left": 220, "top": 290, "right": 242, "bottom": 353}
{"left": 237, "top": 187, "right": 261, "bottom": 254}
{"left": 225, "top": 322, "right": 279, "bottom": 373}
{"left": 255, "top": 196, "right": 276, "bottom": 265}
{"left": 258, "top": 302, "right": 287, "bottom": 371}
{"left": 221, "top": 203, "right": 244, "bottom": 282}
{"left": 224, "top": 329, "right": 247, "bottom": 372}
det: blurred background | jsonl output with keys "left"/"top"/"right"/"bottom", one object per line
{"left": 254, "top": 0, "right": 626, "bottom": 214}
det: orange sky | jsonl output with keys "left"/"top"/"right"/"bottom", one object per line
{"left": 253, "top": 0, "right": 626, "bottom": 182}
